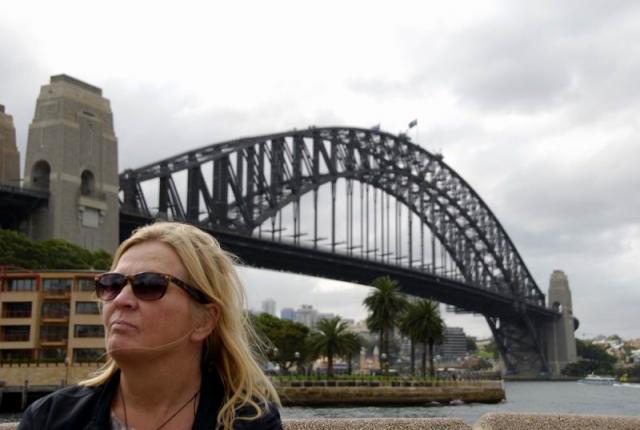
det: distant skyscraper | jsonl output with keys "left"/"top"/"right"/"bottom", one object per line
{"left": 280, "top": 307, "right": 295, "bottom": 321}
{"left": 261, "top": 298, "right": 276, "bottom": 316}
{"left": 294, "top": 304, "right": 318, "bottom": 328}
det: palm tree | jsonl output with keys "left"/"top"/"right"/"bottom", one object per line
{"left": 307, "top": 317, "right": 361, "bottom": 378}
{"left": 399, "top": 301, "right": 422, "bottom": 376}
{"left": 406, "top": 299, "right": 445, "bottom": 378}
{"left": 363, "top": 276, "right": 408, "bottom": 370}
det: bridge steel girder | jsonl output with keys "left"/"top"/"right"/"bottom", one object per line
{"left": 119, "top": 126, "right": 557, "bottom": 376}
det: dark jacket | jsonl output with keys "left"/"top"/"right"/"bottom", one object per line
{"left": 19, "top": 368, "right": 282, "bottom": 430}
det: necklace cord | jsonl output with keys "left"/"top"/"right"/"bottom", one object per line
{"left": 119, "top": 385, "right": 200, "bottom": 430}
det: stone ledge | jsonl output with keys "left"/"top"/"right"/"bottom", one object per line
{"left": 284, "top": 418, "right": 470, "bottom": 429}
{"left": 3, "top": 413, "right": 640, "bottom": 429}
{"left": 472, "top": 412, "right": 640, "bottom": 430}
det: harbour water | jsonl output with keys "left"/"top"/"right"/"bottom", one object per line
{"left": 2, "top": 381, "right": 640, "bottom": 425}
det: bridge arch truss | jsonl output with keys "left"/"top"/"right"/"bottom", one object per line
{"left": 120, "top": 126, "right": 555, "bottom": 375}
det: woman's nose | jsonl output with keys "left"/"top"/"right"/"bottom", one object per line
{"left": 111, "top": 283, "right": 138, "bottom": 307}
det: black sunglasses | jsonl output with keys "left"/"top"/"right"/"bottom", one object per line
{"left": 95, "top": 272, "right": 211, "bottom": 304}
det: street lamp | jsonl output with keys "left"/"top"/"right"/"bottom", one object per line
{"left": 64, "top": 356, "right": 70, "bottom": 386}
{"left": 380, "top": 352, "right": 388, "bottom": 379}
{"left": 294, "top": 351, "right": 301, "bottom": 376}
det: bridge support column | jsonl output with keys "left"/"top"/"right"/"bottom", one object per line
{"left": 544, "top": 270, "right": 577, "bottom": 377}
{"left": 23, "top": 75, "right": 119, "bottom": 253}
{"left": 487, "top": 315, "right": 549, "bottom": 377}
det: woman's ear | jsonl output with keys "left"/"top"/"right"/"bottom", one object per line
{"left": 191, "top": 303, "right": 220, "bottom": 342}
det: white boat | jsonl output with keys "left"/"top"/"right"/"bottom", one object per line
{"left": 578, "top": 373, "right": 616, "bottom": 385}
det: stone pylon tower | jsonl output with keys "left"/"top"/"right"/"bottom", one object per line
{"left": 0, "top": 104, "right": 20, "bottom": 186}
{"left": 24, "top": 75, "right": 119, "bottom": 253}
{"left": 545, "top": 270, "right": 578, "bottom": 376}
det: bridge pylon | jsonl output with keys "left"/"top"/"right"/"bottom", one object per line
{"left": 544, "top": 270, "right": 578, "bottom": 377}
{"left": 23, "top": 75, "right": 119, "bottom": 253}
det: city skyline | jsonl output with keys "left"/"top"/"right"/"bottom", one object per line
{"left": 1, "top": 1, "right": 639, "bottom": 339}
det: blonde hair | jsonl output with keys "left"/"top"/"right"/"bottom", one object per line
{"left": 81, "top": 222, "right": 280, "bottom": 429}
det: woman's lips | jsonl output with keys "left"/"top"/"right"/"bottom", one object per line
{"left": 110, "top": 320, "right": 137, "bottom": 331}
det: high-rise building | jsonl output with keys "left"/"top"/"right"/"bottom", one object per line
{"left": 280, "top": 307, "right": 295, "bottom": 321}
{"left": 317, "top": 312, "right": 335, "bottom": 322}
{"left": 0, "top": 104, "right": 20, "bottom": 187}
{"left": 261, "top": 298, "right": 276, "bottom": 316}
{"left": 436, "top": 327, "right": 467, "bottom": 360}
{"left": 24, "top": 75, "right": 119, "bottom": 252}
{"left": 294, "top": 304, "right": 318, "bottom": 328}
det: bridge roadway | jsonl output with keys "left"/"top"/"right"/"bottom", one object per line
{"left": 120, "top": 211, "right": 558, "bottom": 323}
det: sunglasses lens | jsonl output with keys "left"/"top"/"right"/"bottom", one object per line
{"left": 96, "top": 273, "right": 126, "bottom": 300}
{"left": 131, "top": 273, "right": 168, "bottom": 301}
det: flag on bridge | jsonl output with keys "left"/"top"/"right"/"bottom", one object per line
{"left": 408, "top": 119, "right": 418, "bottom": 129}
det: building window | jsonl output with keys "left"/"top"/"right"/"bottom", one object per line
{"left": 1, "top": 325, "right": 30, "bottom": 342}
{"left": 40, "top": 348, "right": 66, "bottom": 362}
{"left": 4, "top": 278, "right": 36, "bottom": 292}
{"left": 2, "top": 302, "right": 32, "bottom": 318}
{"left": 77, "top": 278, "right": 95, "bottom": 292}
{"left": 0, "top": 349, "right": 34, "bottom": 362}
{"left": 40, "top": 325, "right": 68, "bottom": 342}
{"left": 75, "top": 301, "right": 100, "bottom": 315}
{"left": 42, "top": 278, "right": 72, "bottom": 295}
{"left": 41, "top": 302, "right": 70, "bottom": 319}
{"left": 73, "top": 348, "right": 106, "bottom": 363}
{"left": 74, "top": 324, "right": 104, "bottom": 338}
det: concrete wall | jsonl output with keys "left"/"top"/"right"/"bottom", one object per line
{"left": 278, "top": 383, "right": 504, "bottom": 406}
{"left": 0, "top": 363, "right": 101, "bottom": 386}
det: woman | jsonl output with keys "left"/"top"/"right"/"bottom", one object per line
{"left": 20, "top": 222, "right": 282, "bottom": 429}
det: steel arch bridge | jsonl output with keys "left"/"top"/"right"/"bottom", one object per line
{"left": 119, "top": 126, "right": 560, "bottom": 376}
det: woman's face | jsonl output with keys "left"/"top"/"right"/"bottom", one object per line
{"left": 102, "top": 240, "right": 199, "bottom": 360}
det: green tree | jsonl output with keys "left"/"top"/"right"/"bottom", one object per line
{"left": 252, "top": 313, "right": 310, "bottom": 372}
{"left": 0, "top": 229, "right": 42, "bottom": 268}
{"left": 399, "top": 301, "right": 421, "bottom": 376}
{"left": 482, "top": 339, "right": 500, "bottom": 360}
{"left": 410, "top": 299, "right": 445, "bottom": 378}
{"left": 0, "top": 229, "right": 112, "bottom": 270}
{"left": 307, "top": 317, "right": 360, "bottom": 378}
{"left": 92, "top": 250, "right": 113, "bottom": 270}
{"left": 563, "top": 339, "right": 619, "bottom": 377}
{"left": 466, "top": 336, "right": 478, "bottom": 353}
{"left": 363, "top": 276, "right": 407, "bottom": 371}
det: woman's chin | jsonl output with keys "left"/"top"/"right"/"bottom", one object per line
{"left": 107, "top": 340, "right": 148, "bottom": 361}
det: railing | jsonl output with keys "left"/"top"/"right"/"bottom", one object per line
{"left": 272, "top": 374, "right": 502, "bottom": 388}
{"left": 41, "top": 313, "right": 69, "bottom": 321}
{"left": 1, "top": 310, "right": 32, "bottom": 318}
{"left": 42, "top": 289, "right": 71, "bottom": 298}
{"left": 1, "top": 333, "right": 30, "bottom": 342}
{"left": 0, "top": 360, "right": 102, "bottom": 367}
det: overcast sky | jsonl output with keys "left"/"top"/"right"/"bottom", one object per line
{"left": 2, "top": 0, "right": 639, "bottom": 339}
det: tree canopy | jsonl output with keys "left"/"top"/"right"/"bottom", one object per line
{"left": 363, "top": 276, "right": 408, "bottom": 367}
{"left": 401, "top": 299, "right": 445, "bottom": 377}
{"left": 0, "top": 229, "right": 112, "bottom": 270}
{"left": 307, "top": 316, "right": 361, "bottom": 378}
{"left": 252, "top": 313, "right": 310, "bottom": 371}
